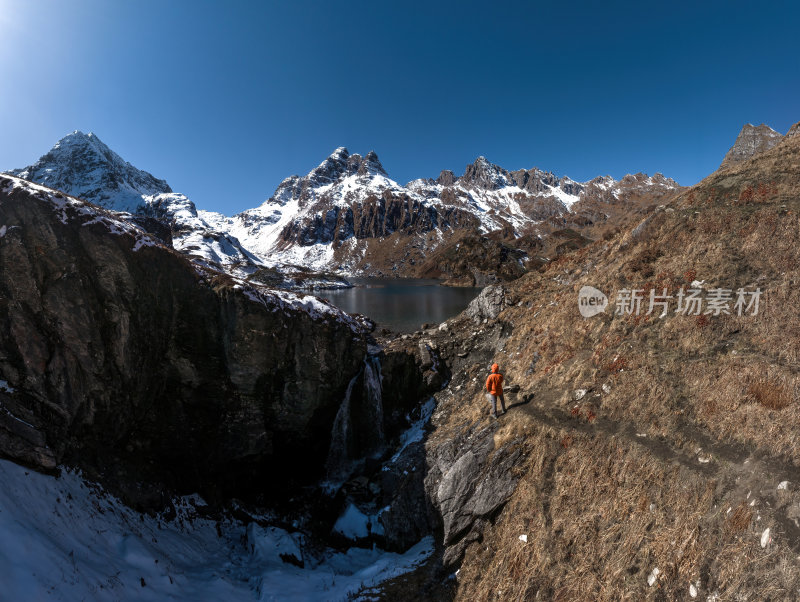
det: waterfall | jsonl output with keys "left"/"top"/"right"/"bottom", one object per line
{"left": 362, "top": 354, "right": 385, "bottom": 456}
{"left": 324, "top": 352, "right": 387, "bottom": 486}
{"left": 324, "top": 371, "right": 360, "bottom": 483}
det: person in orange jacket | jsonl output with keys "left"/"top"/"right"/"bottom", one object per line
{"left": 485, "top": 363, "right": 506, "bottom": 419}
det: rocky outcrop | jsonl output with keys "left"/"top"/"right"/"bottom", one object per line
{"left": 464, "top": 285, "right": 514, "bottom": 323}
{"left": 425, "top": 423, "right": 524, "bottom": 566}
{"left": 0, "top": 175, "right": 368, "bottom": 506}
{"left": 415, "top": 233, "right": 530, "bottom": 286}
{"left": 720, "top": 123, "right": 784, "bottom": 168}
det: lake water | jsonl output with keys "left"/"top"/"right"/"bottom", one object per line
{"left": 321, "top": 278, "right": 483, "bottom": 333}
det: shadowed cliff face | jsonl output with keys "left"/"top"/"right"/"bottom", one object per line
{"left": 0, "top": 175, "right": 368, "bottom": 506}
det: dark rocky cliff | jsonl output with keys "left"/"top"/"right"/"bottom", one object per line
{"left": 0, "top": 175, "right": 368, "bottom": 506}
{"left": 277, "top": 190, "right": 481, "bottom": 247}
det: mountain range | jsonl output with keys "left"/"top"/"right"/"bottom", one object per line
{"left": 6, "top": 131, "right": 684, "bottom": 285}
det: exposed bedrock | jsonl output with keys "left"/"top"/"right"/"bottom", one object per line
{"left": 0, "top": 177, "right": 368, "bottom": 507}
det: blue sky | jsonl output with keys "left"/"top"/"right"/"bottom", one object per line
{"left": 1, "top": 0, "right": 798, "bottom": 214}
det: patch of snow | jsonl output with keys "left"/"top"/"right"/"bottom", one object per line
{"left": 761, "top": 527, "right": 771, "bottom": 548}
{"left": 0, "top": 458, "right": 433, "bottom": 602}
{"left": 389, "top": 397, "right": 436, "bottom": 463}
{"left": 647, "top": 566, "right": 660, "bottom": 586}
{"left": 545, "top": 183, "right": 580, "bottom": 209}
{"left": 332, "top": 504, "right": 384, "bottom": 540}
{"left": 237, "top": 284, "right": 365, "bottom": 333}
{"left": 247, "top": 524, "right": 303, "bottom": 564}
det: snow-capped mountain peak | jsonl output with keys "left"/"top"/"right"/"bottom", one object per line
{"left": 305, "top": 147, "right": 389, "bottom": 188}
{"left": 5, "top": 131, "right": 171, "bottom": 213}
{"left": 6, "top": 132, "right": 683, "bottom": 281}
{"left": 306, "top": 146, "right": 355, "bottom": 186}
{"left": 460, "top": 155, "right": 511, "bottom": 190}
{"left": 358, "top": 150, "right": 388, "bottom": 176}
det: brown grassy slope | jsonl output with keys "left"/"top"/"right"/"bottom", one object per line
{"left": 445, "top": 125, "right": 800, "bottom": 600}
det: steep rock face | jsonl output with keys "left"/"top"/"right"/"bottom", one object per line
{"left": 0, "top": 175, "right": 367, "bottom": 505}
{"left": 720, "top": 123, "right": 784, "bottom": 168}
{"left": 6, "top": 131, "right": 171, "bottom": 213}
{"left": 277, "top": 190, "right": 480, "bottom": 247}
{"left": 425, "top": 423, "right": 524, "bottom": 566}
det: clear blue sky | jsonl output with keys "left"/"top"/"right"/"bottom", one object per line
{"left": 1, "top": 0, "right": 798, "bottom": 214}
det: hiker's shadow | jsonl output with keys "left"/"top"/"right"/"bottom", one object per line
{"left": 506, "top": 390, "right": 534, "bottom": 411}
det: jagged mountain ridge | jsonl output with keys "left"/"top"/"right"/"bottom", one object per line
{"left": 6, "top": 132, "right": 684, "bottom": 280}
{"left": 214, "top": 147, "right": 681, "bottom": 276}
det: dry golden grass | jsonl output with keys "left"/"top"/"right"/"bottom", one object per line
{"left": 439, "top": 131, "right": 800, "bottom": 601}
{"left": 451, "top": 423, "right": 800, "bottom": 601}
{"left": 748, "top": 379, "right": 792, "bottom": 411}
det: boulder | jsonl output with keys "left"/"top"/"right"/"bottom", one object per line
{"left": 424, "top": 421, "right": 524, "bottom": 566}
{"left": 465, "top": 284, "right": 513, "bottom": 323}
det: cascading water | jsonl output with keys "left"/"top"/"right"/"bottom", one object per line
{"left": 324, "top": 371, "right": 360, "bottom": 483}
{"left": 361, "top": 354, "right": 385, "bottom": 456}
{"left": 324, "top": 352, "right": 387, "bottom": 486}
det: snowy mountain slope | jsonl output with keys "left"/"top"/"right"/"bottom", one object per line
{"left": 2, "top": 133, "right": 332, "bottom": 284}
{"left": 141, "top": 192, "right": 266, "bottom": 272}
{"left": 3, "top": 131, "right": 258, "bottom": 271}
{"left": 6, "top": 131, "right": 172, "bottom": 213}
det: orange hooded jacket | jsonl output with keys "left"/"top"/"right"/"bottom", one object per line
{"left": 486, "top": 364, "right": 503, "bottom": 396}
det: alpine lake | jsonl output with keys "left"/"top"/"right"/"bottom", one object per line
{"left": 321, "top": 278, "right": 482, "bottom": 333}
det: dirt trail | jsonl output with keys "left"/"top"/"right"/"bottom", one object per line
{"left": 514, "top": 384, "right": 800, "bottom": 551}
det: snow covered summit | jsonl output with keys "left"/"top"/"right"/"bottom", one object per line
{"left": 5, "top": 133, "right": 683, "bottom": 280}
{"left": 6, "top": 131, "right": 172, "bottom": 213}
